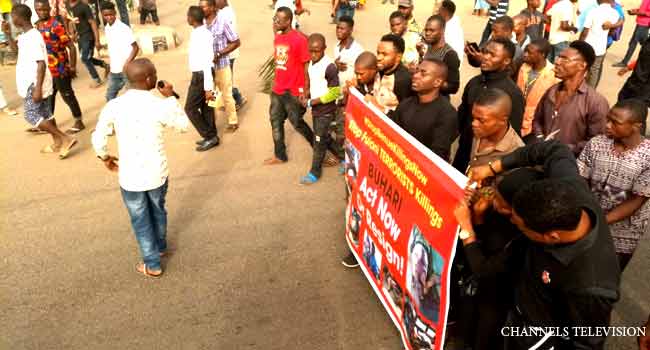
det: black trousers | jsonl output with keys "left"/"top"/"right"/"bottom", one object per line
{"left": 48, "top": 75, "right": 82, "bottom": 119}
{"left": 310, "top": 113, "right": 344, "bottom": 178}
{"left": 184, "top": 71, "right": 217, "bottom": 139}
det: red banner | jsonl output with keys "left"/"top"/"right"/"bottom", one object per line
{"left": 344, "top": 88, "right": 467, "bottom": 350}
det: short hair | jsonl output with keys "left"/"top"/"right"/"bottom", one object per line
{"left": 389, "top": 11, "right": 405, "bottom": 21}
{"left": 493, "top": 16, "right": 514, "bottom": 31}
{"left": 338, "top": 15, "right": 354, "bottom": 27}
{"left": 308, "top": 33, "right": 326, "bottom": 46}
{"left": 200, "top": 0, "right": 217, "bottom": 5}
{"left": 380, "top": 33, "right": 405, "bottom": 54}
{"left": 355, "top": 51, "right": 377, "bottom": 68}
{"left": 528, "top": 38, "right": 552, "bottom": 58}
{"left": 569, "top": 40, "right": 596, "bottom": 69}
{"left": 474, "top": 88, "right": 512, "bottom": 116}
{"left": 613, "top": 99, "right": 648, "bottom": 125}
{"left": 426, "top": 14, "right": 446, "bottom": 29}
{"left": 99, "top": 1, "right": 115, "bottom": 11}
{"left": 490, "top": 37, "right": 517, "bottom": 60}
{"left": 422, "top": 57, "right": 448, "bottom": 81}
{"left": 440, "top": 0, "right": 456, "bottom": 16}
{"left": 34, "top": 0, "right": 50, "bottom": 6}
{"left": 11, "top": 4, "right": 31, "bottom": 21}
{"left": 513, "top": 179, "right": 583, "bottom": 233}
{"left": 276, "top": 6, "right": 293, "bottom": 22}
{"left": 497, "top": 168, "right": 543, "bottom": 204}
{"left": 187, "top": 6, "right": 204, "bottom": 23}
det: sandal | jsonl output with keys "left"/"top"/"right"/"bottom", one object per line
{"left": 135, "top": 262, "right": 163, "bottom": 278}
{"left": 65, "top": 126, "right": 85, "bottom": 134}
{"left": 26, "top": 127, "right": 47, "bottom": 134}
{"left": 58, "top": 139, "right": 78, "bottom": 159}
{"left": 40, "top": 144, "right": 60, "bottom": 153}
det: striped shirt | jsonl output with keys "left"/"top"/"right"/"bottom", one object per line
{"left": 207, "top": 11, "right": 239, "bottom": 69}
{"left": 488, "top": 0, "right": 509, "bottom": 24}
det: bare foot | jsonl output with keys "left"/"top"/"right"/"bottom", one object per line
{"left": 263, "top": 157, "right": 286, "bottom": 165}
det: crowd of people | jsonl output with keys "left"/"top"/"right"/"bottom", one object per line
{"left": 0, "top": 0, "right": 649, "bottom": 348}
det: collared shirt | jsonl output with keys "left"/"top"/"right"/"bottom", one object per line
{"left": 583, "top": 3, "right": 620, "bottom": 56}
{"left": 516, "top": 62, "right": 560, "bottom": 136}
{"left": 36, "top": 16, "right": 71, "bottom": 78}
{"left": 207, "top": 11, "right": 239, "bottom": 70}
{"left": 333, "top": 39, "right": 363, "bottom": 88}
{"left": 220, "top": 5, "right": 240, "bottom": 59}
{"left": 15, "top": 28, "right": 53, "bottom": 98}
{"left": 444, "top": 15, "right": 464, "bottom": 64}
{"left": 188, "top": 25, "right": 215, "bottom": 91}
{"left": 500, "top": 141, "right": 620, "bottom": 350}
{"left": 104, "top": 19, "right": 136, "bottom": 73}
{"left": 469, "top": 126, "right": 524, "bottom": 169}
{"left": 91, "top": 89, "right": 190, "bottom": 192}
{"left": 532, "top": 80, "right": 609, "bottom": 155}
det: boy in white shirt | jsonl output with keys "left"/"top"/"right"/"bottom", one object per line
{"left": 579, "top": 0, "right": 622, "bottom": 88}
{"left": 2, "top": 4, "right": 77, "bottom": 158}
{"left": 100, "top": 1, "right": 139, "bottom": 101}
{"left": 547, "top": 0, "right": 578, "bottom": 63}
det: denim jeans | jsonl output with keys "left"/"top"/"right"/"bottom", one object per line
{"left": 336, "top": 5, "right": 355, "bottom": 21}
{"left": 120, "top": 180, "right": 168, "bottom": 271}
{"left": 586, "top": 54, "right": 605, "bottom": 88}
{"left": 79, "top": 38, "right": 106, "bottom": 81}
{"left": 549, "top": 41, "right": 569, "bottom": 64}
{"left": 622, "top": 25, "right": 650, "bottom": 64}
{"left": 269, "top": 91, "right": 314, "bottom": 161}
{"left": 229, "top": 59, "right": 243, "bottom": 106}
{"left": 311, "top": 113, "right": 344, "bottom": 178}
{"left": 115, "top": 0, "right": 130, "bottom": 26}
{"left": 106, "top": 72, "right": 127, "bottom": 101}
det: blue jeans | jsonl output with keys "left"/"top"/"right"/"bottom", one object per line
{"left": 106, "top": 72, "right": 127, "bottom": 101}
{"left": 622, "top": 25, "right": 649, "bottom": 64}
{"left": 115, "top": 0, "right": 130, "bottom": 26}
{"left": 79, "top": 38, "right": 106, "bottom": 81}
{"left": 549, "top": 41, "right": 569, "bottom": 64}
{"left": 120, "top": 180, "right": 168, "bottom": 270}
{"left": 336, "top": 5, "right": 355, "bottom": 21}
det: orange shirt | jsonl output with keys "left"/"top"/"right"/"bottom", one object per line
{"left": 516, "top": 62, "right": 560, "bottom": 136}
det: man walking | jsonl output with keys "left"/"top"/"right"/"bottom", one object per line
{"left": 579, "top": 0, "right": 622, "bottom": 88}
{"left": 35, "top": 0, "right": 84, "bottom": 134}
{"left": 68, "top": 0, "right": 108, "bottom": 88}
{"left": 91, "top": 58, "right": 189, "bottom": 278}
{"left": 613, "top": 0, "right": 650, "bottom": 68}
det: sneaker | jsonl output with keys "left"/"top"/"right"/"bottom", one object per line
{"left": 341, "top": 252, "right": 359, "bottom": 268}
{"left": 612, "top": 62, "right": 627, "bottom": 68}
{"left": 299, "top": 172, "right": 319, "bottom": 185}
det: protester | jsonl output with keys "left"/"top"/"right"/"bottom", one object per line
{"left": 201, "top": 0, "right": 240, "bottom": 131}
{"left": 577, "top": 99, "right": 649, "bottom": 271}
{"left": 344, "top": 50, "right": 377, "bottom": 97}
{"left": 467, "top": 16, "right": 522, "bottom": 68}
{"left": 332, "top": 0, "right": 356, "bottom": 23}
{"left": 34, "top": 0, "right": 84, "bottom": 134}
{"left": 437, "top": 0, "right": 464, "bottom": 65}
{"left": 468, "top": 140, "right": 621, "bottom": 350}
{"left": 220, "top": 0, "right": 246, "bottom": 111}
{"left": 100, "top": 1, "right": 139, "bottom": 101}
{"left": 532, "top": 40, "right": 609, "bottom": 156}
{"left": 185, "top": 5, "right": 219, "bottom": 152}
{"left": 479, "top": 0, "right": 509, "bottom": 46}
{"left": 519, "top": 0, "right": 544, "bottom": 40}
{"left": 388, "top": 11, "right": 419, "bottom": 69}
{"left": 264, "top": 6, "right": 314, "bottom": 165}
{"left": 393, "top": 59, "right": 457, "bottom": 161}
{"left": 512, "top": 14, "right": 531, "bottom": 53}
{"left": 138, "top": 0, "right": 159, "bottom": 25}
{"left": 299, "top": 34, "right": 342, "bottom": 185}
{"left": 368, "top": 34, "right": 414, "bottom": 117}
{"left": 419, "top": 15, "right": 460, "bottom": 97}
{"left": 546, "top": 0, "right": 578, "bottom": 63}
{"left": 91, "top": 58, "right": 189, "bottom": 278}
{"left": 68, "top": 0, "right": 109, "bottom": 88}
{"left": 613, "top": 0, "right": 650, "bottom": 68}
{"left": 617, "top": 36, "right": 650, "bottom": 113}
{"left": 516, "top": 38, "right": 559, "bottom": 136}
{"left": 397, "top": 0, "right": 419, "bottom": 34}
{"left": 579, "top": 0, "right": 623, "bottom": 88}
{"left": 453, "top": 38, "right": 524, "bottom": 172}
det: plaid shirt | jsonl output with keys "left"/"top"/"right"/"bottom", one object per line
{"left": 206, "top": 11, "right": 239, "bottom": 69}
{"left": 36, "top": 16, "right": 70, "bottom": 78}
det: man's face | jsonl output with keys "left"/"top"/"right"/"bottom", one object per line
{"left": 522, "top": 44, "right": 542, "bottom": 66}
{"left": 199, "top": 1, "right": 215, "bottom": 17}
{"left": 423, "top": 20, "right": 443, "bottom": 46}
{"left": 309, "top": 40, "right": 325, "bottom": 63}
{"left": 438, "top": 8, "right": 450, "bottom": 21}
{"left": 389, "top": 17, "right": 406, "bottom": 36}
{"left": 513, "top": 17, "right": 527, "bottom": 36}
{"left": 398, "top": 5, "right": 412, "bottom": 19}
{"left": 273, "top": 11, "right": 291, "bottom": 32}
{"left": 376, "top": 41, "right": 400, "bottom": 71}
{"left": 471, "top": 104, "right": 507, "bottom": 139}
{"left": 490, "top": 23, "right": 511, "bottom": 40}
{"left": 34, "top": 2, "right": 51, "bottom": 21}
{"left": 480, "top": 42, "right": 510, "bottom": 72}
{"left": 336, "top": 21, "right": 352, "bottom": 41}
{"left": 527, "top": 0, "right": 540, "bottom": 9}
{"left": 605, "top": 107, "right": 639, "bottom": 140}
{"left": 354, "top": 64, "right": 377, "bottom": 85}
{"left": 101, "top": 9, "right": 116, "bottom": 25}
{"left": 553, "top": 48, "right": 586, "bottom": 80}
{"left": 411, "top": 61, "right": 440, "bottom": 93}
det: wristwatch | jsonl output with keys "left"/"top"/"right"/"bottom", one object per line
{"left": 459, "top": 228, "right": 474, "bottom": 240}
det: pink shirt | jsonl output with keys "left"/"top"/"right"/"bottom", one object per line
{"left": 638, "top": 0, "right": 650, "bottom": 26}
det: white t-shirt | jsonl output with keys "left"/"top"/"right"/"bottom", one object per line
{"left": 15, "top": 28, "right": 52, "bottom": 98}
{"left": 548, "top": 0, "right": 577, "bottom": 45}
{"left": 105, "top": 19, "right": 137, "bottom": 74}
{"left": 274, "top": 0, "right": 297, "bottom": 29}
{"left": 583, "top": 3, "right": 619, "bottom": 55}
{"left": 445, "top": 15, "right": 464, "bottom": 65}
{"left": 333, "top": 39, "right": 363, "bottom": 87}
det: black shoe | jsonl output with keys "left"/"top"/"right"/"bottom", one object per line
{"left": 612, "top": 62, "right": 627, "bottom": 68}
{"left": 341, "top": 252, "right": 359, "bottom": 268}
{"left": 196, "top": 137, "right": 220, "bottom": 152}
{"left": 196, "top": 139, "right": 205, "bottom": 145}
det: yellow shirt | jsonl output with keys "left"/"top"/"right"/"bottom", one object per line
{"left": 0, "top": 0, "right": 12, "bottom": 13}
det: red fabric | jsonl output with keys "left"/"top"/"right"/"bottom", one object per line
{"left": 295, "top": 0, "right": 303, "bottom": 13}
{"left": 273, "top": 30, "right": 310, "bottom": 96}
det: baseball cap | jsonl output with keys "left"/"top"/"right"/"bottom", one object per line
{"left": 398, "top": 0, "right": 413, "bottom": 7}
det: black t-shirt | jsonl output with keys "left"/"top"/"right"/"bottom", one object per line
{"left": 520, "top": 8, "right": 544, "bottom": 40}
{"left": 393, "top": 95, "right": 458, "bottom": 161}
{"left": 69, "top": 2, "right": 94, "bottom": 41}
{"left": 381, "top": 64, "right": 415, "bottom": 104}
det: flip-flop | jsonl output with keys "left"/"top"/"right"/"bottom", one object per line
{"left": 135, "top": 262, "right": 163, "bottom": 278}
{"left": 65, "top": 126, "right": 85, "bottom": 135}
{"left": 40, "top": 144, "right": 60, "bottom": 153}
{"left": 26, "top": 127, "right": 47, "bottom": 134}
{"left": 58, "top": 139, "right": 78, "bottom": 159}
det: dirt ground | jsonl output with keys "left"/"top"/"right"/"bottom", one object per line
{"left": 1, "top": 0, "right": 647, "bottom": 349}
